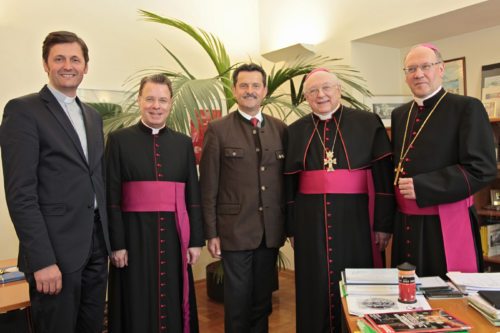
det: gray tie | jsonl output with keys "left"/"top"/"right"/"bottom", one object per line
{"left": 64, "top": 97, "right": 88, "bottom": 161}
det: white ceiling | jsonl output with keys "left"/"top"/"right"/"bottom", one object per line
{"left": 353, "top": 0, "right": 500, "bottom": 48}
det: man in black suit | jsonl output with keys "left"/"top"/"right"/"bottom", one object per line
{"left": 0, "top": 31, "right": 110, "bottom": 333}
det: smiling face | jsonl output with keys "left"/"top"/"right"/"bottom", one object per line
{"left": 304, "top": 71, "right": 341, "bottom": 115}
{"left": 43, "top": 42, "right": 88, "bottom": 97}
{"left": 404, "top": 46, "right": 444, "bottom": 98}
{"left": 232, "top": 71, "right": 267, "bottom": 116}
{"left": 138, "top": 82, "right": 172, "bottom": 129}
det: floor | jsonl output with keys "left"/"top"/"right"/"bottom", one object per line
{"left": 195, "top": 270, "right": 296, "bottom": 333}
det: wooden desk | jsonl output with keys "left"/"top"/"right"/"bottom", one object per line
{"left": 0, "top": 259, "right": 29, "bottom": 313}
{"left": 342, "top": 296, "right": 499, "bottom": 333}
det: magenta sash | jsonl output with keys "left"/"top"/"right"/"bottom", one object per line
{"left": 395, "top": 189, "right": 477, "bottom": 273}
{"left": 122, "top": 181, "right": 191, "bottom": 333}
{"left": 298, "top": 170, "right": 382, "bottom": 268}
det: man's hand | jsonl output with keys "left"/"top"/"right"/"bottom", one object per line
{"left": 111, "top": 249, "right": 128, "bottom": 268}
{"left": 375, "top": 232, "right": 392, "bottom": 251}
{"left": 398, "top": 177, "right": 416, "bottom": 199}
{"left": 187, "top": 247, "right": 202, "bottom": 265}
{"left": 34, "top": 264, "right": 62, "bottom": 295}
{"left": 207, "top": 237, "right": 222, "bottom": 259}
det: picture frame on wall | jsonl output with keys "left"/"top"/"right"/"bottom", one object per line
{"left": 443, "top": 57, "right": 466, "bottom": 96}
{"left": 481, "top": 62, "right": 500, "bottom": 89}
{"left": 364, "top": 95, "right": 411, "bottom": 127}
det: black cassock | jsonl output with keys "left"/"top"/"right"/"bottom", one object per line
{"left": 285, "top": 107, "right": 395, "bottom": 332}
{"left": 391, "top": 88, "right": 497, "bottom": 278}
{"left": 106, "top": 122, "right": 204, "bottom": 333}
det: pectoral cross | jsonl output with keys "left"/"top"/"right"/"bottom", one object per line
{"left": 394, "top": 161, "right": 404, "bottom": 186}
{"left": 324, "top": 150, "right": 337, "bottom": 172}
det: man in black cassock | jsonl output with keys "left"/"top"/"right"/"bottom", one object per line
{"left": 285, "top": 69, "right": 395, "bottom": 332}
{"left": 106, "top": 74, "right": 204, "bottom": 333}
{"left": 391, "top": 44, "right": 497, "bottom": 278}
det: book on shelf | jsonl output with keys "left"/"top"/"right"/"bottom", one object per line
{"left": 0, "top": 265, "right": 25, "bottom": 284}
{"left": 362, "top": 308, "right": 471, "bottom": 332}
{"left": 486, "top": 223, "right": 500, "bottom": 257}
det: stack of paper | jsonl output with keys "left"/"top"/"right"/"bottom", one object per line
{"left": 446, "top": 272, "right": 500, "bottom": 293}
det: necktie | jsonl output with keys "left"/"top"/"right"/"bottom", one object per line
{"left": 250, "top": 117, "right": 259, "bottom": 128}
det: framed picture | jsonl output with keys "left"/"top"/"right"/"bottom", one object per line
{"left": 443, "top": 57, "right": 466, "bottom": 96}
{"left": 364, "top": 95, "right": 411, "bottom": 127}
{"left": 490, "top": 189, "right": 500, "bottom": 206}
{"left": 481, "top": 62, "right": 500, "bottom": 89}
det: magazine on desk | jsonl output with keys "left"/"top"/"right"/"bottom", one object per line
{"left": 363, "top": 308, "right": 471, "bottom": 333}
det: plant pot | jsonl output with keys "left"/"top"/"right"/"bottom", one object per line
{"left": 206, "top": 261, "right": 224, "bottom": 303}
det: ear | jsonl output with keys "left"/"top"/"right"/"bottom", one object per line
{"left": 84, "top": 63, "right": 89, "bottom": 74}
{"left": 437, "top": 62, "right": 445, "bottom": 78}
{"left": 43, "top": 60, "right": 49, "bottom": 74}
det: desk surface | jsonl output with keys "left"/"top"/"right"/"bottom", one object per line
{"left": 0, "top": 258, "right": 29, "bottom": 313}
{"left": 342, "top": 296, "right": 499, "bottom": 333}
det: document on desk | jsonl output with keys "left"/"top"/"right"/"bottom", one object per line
{"left": 346, "top": 294, "right": 431, "bottom": 316}
{"left": 447, "top": 272, "right": 500, "bottom": 292}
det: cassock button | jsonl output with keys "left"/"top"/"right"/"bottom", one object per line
{"left": 406, "top": 240, "right": 411, "bottom": 244}
{"left": 232, "top": 152, "right": 236, "bottom": 156}
{"left": 325, "top": 127, "right": 330, "bottom": 131}
{"left": 327, "top": 213, "right": 332, "bottom": 217}
{"left": 416, "top": 118, "right": 421, "bottom": 123}
{"left": 261, "top": 186, "right": 266, "bottom": 191}
{"left": 406, "top": 253, "right": 411, "bottom": 258}
{"left": 260, "top": 166, "right": 265, "bottom": 171}
{"left": 253, "top": 129, "right": 257, "bottom": 135}
{"left": 412, "top": 131, "right": 417, "bottom": 136}
{"left": 325, "top": 137, "right": 330, "bottom": 141}
{"left": 258, "top": 206, "right": 263, "bottom": 211}
{"left": 256, "top": 148, "right": 260, "bottom": 152}
{"left": 405, "top": 158, "right": 411, "bottom": 162}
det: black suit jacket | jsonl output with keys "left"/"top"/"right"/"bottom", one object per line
{"left": 0, "top": 85, "right": 110, "bottom": 274}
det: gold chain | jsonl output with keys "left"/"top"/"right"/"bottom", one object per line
{"left": 394, "top": 92, "right": 448, "bottom": 185}
{"left": 311, "top": 105, "right": 343, "bottom": 171}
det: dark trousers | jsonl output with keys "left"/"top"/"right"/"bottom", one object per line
{"left": 222, "top": 243, "right": 278, "bottom": 333}
{"left": 26, "top": 212, "right": 108, "bottom": 333}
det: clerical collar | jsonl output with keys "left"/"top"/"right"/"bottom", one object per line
{"left": 413, "top": 86, "right": 442, "bottom": 106}
{"left": 238, "top": 109, "right": 263, "bottom": 124}
{"left": 47, "top": 84, "right": 77, "bottom": 105}
{"left": 140, "top": 120, "right": 166, "bottom": 135}
{"left": 312, "top": 103, "right": 341, "bottom": 120}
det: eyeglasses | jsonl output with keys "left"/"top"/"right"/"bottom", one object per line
{"left": 403, "top": 62, "right": 442, "bottom": 75}
{"left": 305, "top": 84, "right": 338, "bottom": 97}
